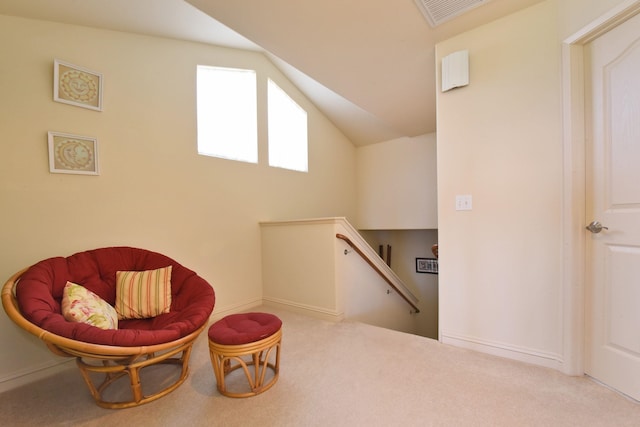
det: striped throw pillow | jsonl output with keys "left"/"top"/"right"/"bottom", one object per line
{"left": 115, "top": 266, "right": 172, "bottom": 320}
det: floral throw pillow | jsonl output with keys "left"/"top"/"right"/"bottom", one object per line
{"left": 115, "top": 266, "right": 172, "bottom": 320}
{"left": 61, "top": 281, "right": 118, "bottom": 330}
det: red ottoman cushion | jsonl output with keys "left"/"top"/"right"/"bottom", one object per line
{"left": 208, "top": 312, "right": 282, "bottom": 345}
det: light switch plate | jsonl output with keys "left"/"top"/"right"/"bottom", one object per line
{"left": 456, "top": 195, "right": 472, "bottom": 211}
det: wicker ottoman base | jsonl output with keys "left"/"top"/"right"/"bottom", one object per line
{"left": 208, "top": 313, "right": 282, "bottom": 398}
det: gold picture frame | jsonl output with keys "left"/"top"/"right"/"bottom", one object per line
{"left": 53, "top": 59, "right": 103, "bottom": 111}
{"left": 48, "top": 131, "right": 99, "bottom": 175}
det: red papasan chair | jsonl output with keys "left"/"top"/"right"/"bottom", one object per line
{"left": 1, "top": 247, "right": 215, "bottom": 409}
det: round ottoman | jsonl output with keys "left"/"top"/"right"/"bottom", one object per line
{"left": 208, "top": 312, "right": 282, "bottom": 398}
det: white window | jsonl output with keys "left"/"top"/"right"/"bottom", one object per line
{"left": 267, "top": 79, "right": 308, "bottom": 172}
{"left": 197, "top": 66, "right": 257, "bottom": 163}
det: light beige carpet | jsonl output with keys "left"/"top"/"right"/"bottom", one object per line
{"left": 1, "top": 306, "right": 638, "bottom": 426}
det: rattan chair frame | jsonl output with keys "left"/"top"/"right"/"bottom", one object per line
{"left": 2, "top": 268, "right": 208, "bottom": 409}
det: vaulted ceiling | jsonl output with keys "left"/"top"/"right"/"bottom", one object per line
{"left": 0, "top": 0, "right": 543, "bottom": 145}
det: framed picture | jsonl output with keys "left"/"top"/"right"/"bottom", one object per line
{"left": 53, "top": 59, "right": 103, "bottom": 111}
{"left": 416, "top": 257, "right": 438, "bottom": 274}
{"left": 48, "top": 132, "right": 99, "bottom": 175}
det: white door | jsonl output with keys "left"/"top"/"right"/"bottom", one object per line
{"left": 584, "top": 11, "right": 640, "bottom": 401}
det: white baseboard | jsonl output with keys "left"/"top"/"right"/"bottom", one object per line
{"left": 0, "top": 358, "right": 75, "bottom": 394}
{"left": 441, "top": 331, "right": 563, "bottom": 370}
{"left": 262, "top": 296, "right": 344, "bottom": 322}
{"left": 209, "top": 298, "right": 264, "bottom": 321}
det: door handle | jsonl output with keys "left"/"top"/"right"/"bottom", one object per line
{"left": 586, "top": 220, "right": 609, "bottom": 234}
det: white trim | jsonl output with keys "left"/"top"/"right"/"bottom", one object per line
{"left": 441, "top": 332, "right": 563, "bottom": 370}
{"left": 563, "top": 0, "right": 640, "bottom": 45}
{"left": 259, "top": 216, "right": 347, "bottom": 227}
{"left": 209, "top": 298, "right": 263, "bottom": 321}
{"left": 561, "top": 0, "right": 640, "bottom": 376}
{"left": 262, "top": 296, "right": 344, "bottom": 322}
{"left": 561, "top": 41, "right": 587, "bottom": 376}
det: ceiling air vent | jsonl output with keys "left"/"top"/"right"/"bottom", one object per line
{"left": 414, "top": 0, "right": 492, "bottom": 27}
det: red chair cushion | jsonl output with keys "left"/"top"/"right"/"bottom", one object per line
{"left": 16, "top": 247, "right": 215, "bottom": 347}
{"left": 208, "top": 312, "right": 282, "bottom": 345}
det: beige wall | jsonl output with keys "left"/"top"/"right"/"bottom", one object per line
{"left": 261, "top": 221, "right": 339, "bottom": 315}
{"left": 436, "top": 1, "right": 564, "bottom": 367}
{"left": 436, "top": 0, "right": 635, "bottom": 371}
{"left": 356, "top": 133, "right": 437, "bottom": 230}
{"left": 0, "top": 15, "right": 356, "bottom": 387}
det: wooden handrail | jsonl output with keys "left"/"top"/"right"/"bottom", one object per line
{"left": 336, "top": 233, "right": 420, "bottom": 314}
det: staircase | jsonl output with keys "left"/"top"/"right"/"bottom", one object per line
{"left": 260, "top": 217, "right": 421, "bottom": 334}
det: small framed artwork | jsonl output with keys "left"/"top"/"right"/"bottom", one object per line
{"left": 54, "top": 59, "right": 103, "bottom": 111}
{"left": 48, "top": 132, "right": 99, "bottom": 175}
{"left": 416, "top": 257, "right": 438, "bottom": 274}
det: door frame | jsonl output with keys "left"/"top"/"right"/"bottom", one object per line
{"left": 562, "top": 0, "right": 640, "bottom": 376}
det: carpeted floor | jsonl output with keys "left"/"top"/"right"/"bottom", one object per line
{"left": 1, "top": 306, "right": 639, "bottom": 426}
